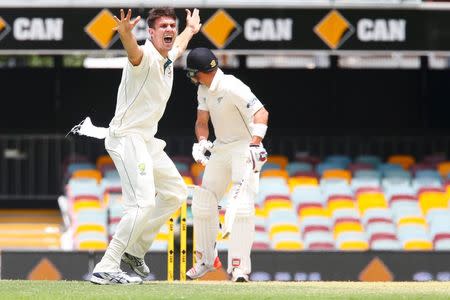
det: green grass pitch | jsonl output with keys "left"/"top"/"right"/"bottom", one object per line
{"left": 0, "top": 281, "right": 449, "bottom": 299}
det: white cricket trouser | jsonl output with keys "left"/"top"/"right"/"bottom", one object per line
{"left": 200, "top": 140, "right": 258, "bottom": 275}
{"left": 93, "top": 134, "right": 187, "bottom": 273}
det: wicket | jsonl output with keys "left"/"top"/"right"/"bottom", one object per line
{"left": 167, "top": 200, "right": 195, "bottom": 281}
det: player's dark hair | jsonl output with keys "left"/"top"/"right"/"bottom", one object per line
{"left": 146, "top": 7, "right": 177, "bottom": 29}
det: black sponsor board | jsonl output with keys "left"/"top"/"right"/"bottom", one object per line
{"left": 1, "top": 251, "right": 90, "bottom": 280}
{"left": 2, "top": 251, "right": 450, "bottom": 281}
{"left": 0, "top": 8, "right": 449, "bottom": 52}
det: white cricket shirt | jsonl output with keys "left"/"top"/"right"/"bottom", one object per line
{"left": 109, "top": 39, "right": 178, "bottom": 141}
{"left": 197, "top": 68, "right": 264, "bottom": 145}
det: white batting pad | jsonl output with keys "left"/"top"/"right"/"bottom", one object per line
{"left": 227, "top": 216, "right": 255, "bottom": 274}
{"left": 192, "top": 186, "right": 219, "bottom": 266}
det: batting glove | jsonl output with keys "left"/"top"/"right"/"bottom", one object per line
{"left": 192, "top": 139, "right": 213, "bottom": 166}
{"left": 249, "top": 144, "right": 268, "bottom": 173}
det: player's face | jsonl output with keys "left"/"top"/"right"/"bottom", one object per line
{"left": 149, "top": 16, "right": 177, "bottom": 56}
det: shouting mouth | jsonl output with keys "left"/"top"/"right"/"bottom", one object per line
{"left": 163, "top": 35, "right": 173, "bottom": 45}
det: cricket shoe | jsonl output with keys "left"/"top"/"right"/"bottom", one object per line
{"left": 121, "top": 252, "right": 150, "bottom": 277}
{"left": 186, "top": 256, "right": 223, "bottom": 280}
{"left": 90, "top": 272, "right": 143, "bottom": 285}
{"left": 231, "top": 268, "right": 249, "bottom": 282}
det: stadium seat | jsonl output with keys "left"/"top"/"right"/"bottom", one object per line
{"left": 261, "top": 169, "right": 289, "bottom": 180}
{"left": 304, "top": 231, "right": 334, "bottom": 250}
{"left": 261, "top": 163, "right": 282, "bottom": 172}
{"left": 96, "top": 154, "right": 114, "bottom": 170}
{"left": 286, "top": 162, "right": 313, "bottom": 176}
{"left": 384, "top": 169, "right": 411, "bottom": 180}
{"left": 316, "top": 162, "right": 346, "bottom": 176}
{"left": 324, "top": 155, "right": 351, "bottom": 168}
{"left": 418, "top": 191, "right": 448, "bottom": 216}
{"left": 348, "top": 162, "right": 373, "bottom": 174}
{"left": 388, "top": 155, "right": 416, "bottom": 170}
{"left": 267, "top": 155, "right": 289, "bottom": 169}
{"left": 288, "top": 176, "right": 319, "bottom": 190}
{"left": 437, "top": 161, "right": 450, "bottom": 178}
{"left": 357, "top": 193, "right": 388, "bottom": 216}
{"left": 351, "top": 177, "right": 380, "bottom": 192}
{"left": 336, "top": 232, "right": 369, "bottom": 251}
{"left": 190, "top": 163, "right": 205, "bottom": 179}
{"left": 72, "top": 169, "right": 102, "bottom": 183}
{"left": 271, "top": 231, "right": 304, "bottom": 251}
{"left": 353, "top": 170, "right": 381, "bottom": 180}
{"left": 354, "top": 155, "right": 382, "bottom": 168}
{"left": 322, "top": 169, "right": 352, "bottom": 183}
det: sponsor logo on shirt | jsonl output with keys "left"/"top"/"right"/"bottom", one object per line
{"left": 217, "top": 96, "right": 223, "bottom": 104}
{"left": 247, "top": 97, "right": 258, "bottom": 108}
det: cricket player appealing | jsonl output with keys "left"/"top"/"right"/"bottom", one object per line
{"left": 85, "top": 8, "right": 202, "bottom": 285}
{"left": 185, "top": 48, "right": 269, "bottom": 282}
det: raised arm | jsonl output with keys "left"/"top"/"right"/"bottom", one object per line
{"left": 172, "top": 9, "right": 202, "bottom": 60}
{"left": 113, "top": 9, "right": 143, "bottom": 66}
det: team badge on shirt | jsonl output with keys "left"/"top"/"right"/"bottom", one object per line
{"left": 138, "top": 163, "right": 146, "bottom": 175}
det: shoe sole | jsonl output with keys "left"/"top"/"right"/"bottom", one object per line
{"left": 121, "top": 256, "right": 149, "bottom": 278}
{"left": 90, "top": 275, "right": 142, "bottom": 285}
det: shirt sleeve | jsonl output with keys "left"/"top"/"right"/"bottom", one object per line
{"left": 127, "top": 45, "right": 152, "bottom": 74}
{"left": 197, "top": 88, "right": 209, "bottom": 111}
{"left": 228, "top": 78, "right": 264, "bottom": 119}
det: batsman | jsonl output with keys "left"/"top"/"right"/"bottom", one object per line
{"left": 185, "top": 48, "right": 269, "bottom": 282}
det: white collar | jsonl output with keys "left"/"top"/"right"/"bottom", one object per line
{"left": 209, "top": 68, "right": 223, "bottom": 93}
{"left": 145, "top": 39, "right": 166, "bottom": 62}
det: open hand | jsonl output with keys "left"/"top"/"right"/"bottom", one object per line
{"left": 185, "top": 8, "right": 201, "bottom": 34}
{"left": 113, "top": 9, "right": 141, "bottom": 35}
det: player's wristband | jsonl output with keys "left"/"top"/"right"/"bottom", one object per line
{"left": 250, "top": 123, "right": 268, "bottom": 139}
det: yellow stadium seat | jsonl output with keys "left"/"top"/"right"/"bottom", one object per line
{"left": 155, "top": 232, "right": 169, "bottom": 241}
{"left": 269, "top": 224, "right": 300, "bottom": 239}
{"left": 78, "top": 240, "right": 108, "bottom": 250}
{"left": 267, "top": 155, "right": 289, "bottom": 169}
{"left": 73, "top": 200, "right": 102, "bottom": 212}
{"left": 397, "top": 217, "right": 427, "bottom": 227}
{"left": 438, "top": 161, "right": 450, "bottom": 177}
{"left": 72, "top": 169, "right": 102, "bottom": 183}
{"left": 334, "top": 222, "right": 364, "bottom": 239}
{"left": 357, "top": 193, "right": 387, "bottom": 215}
{"left": 328, "top": 199, "right": 355, "bottom": 214}
{"left": 190, "top": 162, "right": 205, "bottom": 178}
{"left": 96, "top": 155, "right": 114, "bottom": 170}
{"left": 418, "top": 192, "right": 448, "bottom": 215}
{"left": 299, "top": 207, "right": 329, "bottom": 218}
{"left": 0, "top": 237, "right": 60, "bottom": 249}
{"left": 261, "top": 169, "right": 289, "bottom": 179}
{"left": 388, "top": 155, "right": 415, "bottom": 170}
{"left": 182, "top": 176, "right": 194, "bottom": 185}
{"left": 273, "top": 241, "right": 304, "bottom": 251}
{"left": 288, "top": 177, "right": 318, "bottom": 190}
{"left": 265, "top": 199, "right": 293, "bottom": 213}
{"left": 255, "top": 207, "right": 267, "bottom": 218}
{"left": 403, "top": 240, "right": 433, "bottom": 251}
{"left": 74, "top": 224, "right": 106, "bottom": 235}
{"left": 322, "top": 169, "right": 352, "bottom": 182}
{"left": 338, "top": 241, "right": 369, "bottom": 251}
